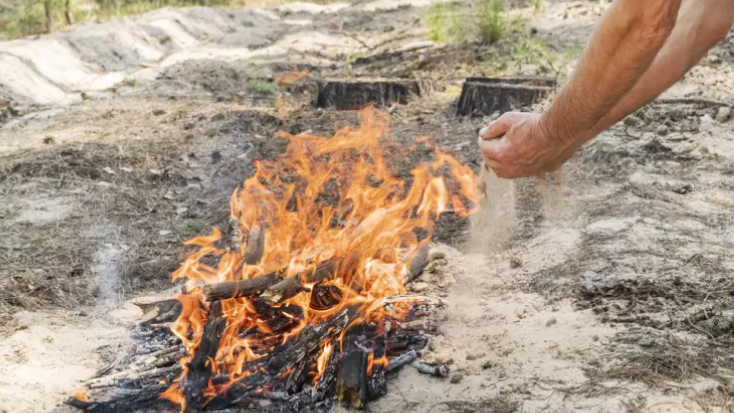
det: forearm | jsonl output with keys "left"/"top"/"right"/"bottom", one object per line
{"left": 589, "top": 0, "right": 734, "bottom": 136}
{"left": 540, "top": 0, "right": 681, "bottom": 145}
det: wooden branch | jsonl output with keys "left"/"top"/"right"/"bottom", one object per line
{"left": 183, "top": 302, "right": 226, "bottom": 413}
{"left": 202, "top": 271, "right": 283, "bottom": 301}
{"left": 243, "top": 223, "right": 265, "bottom": 264}
{"left": 260, "top": 276, "right": 312, "bottom": 305}
{"left": 404, "top": 244, "right": 431, "bottom": 284}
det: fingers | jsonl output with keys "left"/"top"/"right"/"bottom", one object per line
{"left": 478, "top": 112, "right": 526, "bottom": 140}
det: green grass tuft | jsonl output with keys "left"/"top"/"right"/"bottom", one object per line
{"left": 247, "top": 79, "right": 278, "bottom": 93}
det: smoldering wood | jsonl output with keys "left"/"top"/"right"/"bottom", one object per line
{"left": 336, "top": 339, "right": 370, "bottom": 409}
{"left": 412, "top": 361, "right": 450, "bottom": 378}
{"left": 64, "top": 384, "right": 168, "bottom": 413}
{"left": 183, "top": 301, "right": 227, "bottom": 413}
{"left": 456, "top": 77, "right": 557, "bottom": 117}
{"left": 227, "top": 218, "right": 242, "bottom": 253}
{"left": 133, "top": 299, "right": 182, "bottom": 327}
{"left": 315, "top": 79, "right": 423, "bottom": 110}
{"left": 386, "top": 331, "right": 428, "bottom": 356}
{"left": 404, "top": 244, "right": 431, "bottom": 284}
{"left": 310, "top": 284, "right": 344, "bottom": 310}
{"left": 86, "top": 365, "right": 181, "bottom": 389}
{"left": 243, "top": 223, "right": 266, "bottom": 264}
{"left": 205, "top": 309, "right": 351, "bottom": 411}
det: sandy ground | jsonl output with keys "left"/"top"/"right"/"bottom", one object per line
{"left": 0, "top": 1, "right": 733, "bottom": 412}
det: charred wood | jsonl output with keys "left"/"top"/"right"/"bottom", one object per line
{"left": 243, "top": 223, "right": 266, "bottom": 264}
{"left": 386, "top": 350, "right": 419, "bottom": 373}
{"left": 310, "top": 284, "right": 343, "bottom": 310}
{"left": 64, "top": 384, "right": 168, "bottom": 413}
{"left": 183, "top": 301, "right": 226, "bottom": 413}
{"left": 260, "top": 276, "right": 312, "bottom": 305}
{"left": 412, "top": 361, "right": 450, "bottom": 378}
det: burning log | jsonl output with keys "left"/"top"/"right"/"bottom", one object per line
{"left": 205, "top": 309, "right": 350, "bottom": 411}
{"left": 183, "top": 302, "right": 226, "bottom": 413}
{"left": 205, "top": 254, "right": 344, "bottom": 302}
{"left": 310, "top": 284, "right": 344, "bottom": 310}
{"left": 202, "top": 271, "right": 283, "bottom": 301}
{"left": 336, "top": 337, "right": 371, "bottom": 409}
{"left": 404, "top": 244, "right": 431, "bottom": 284}
{"left": 227, "top": 218, "right": 242, "bottom": 253}
{"left": 243, "top": 223, "right": 265, "bottom": 264}
{"left": 260, "top": 276, "right": 312, "bottom": 305}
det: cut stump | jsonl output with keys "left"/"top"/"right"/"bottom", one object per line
{"left": 315, "top": 79, "right": 425, "bottom": 110}
{"left": 457, "top": 77, "right": 557, "bottom": 117}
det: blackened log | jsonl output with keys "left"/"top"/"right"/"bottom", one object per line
{"left": 250, "top": 298, "right": 304, "bottom": 320}
{"left": 238, "top": 317, "right": 299, "bottom": 340}
{"left": 367, "top": 367, "right": 387, "bottom": 401}
{"left": 64, "top": 385, "right": 168, "bottom": 413}
{"left": 243, "top": 223, "right": 265, "bottom": 264}
{"left": 310, "top": 284, "right": 344, "bottom": 310}
{"left": 336, "top": 341, "right": 370, "bottom": 409}
{"left": 183, "top": 302, "right": 226, "bottom": 413}
{"left": 205, "top": 309, "right": 350, "bottom": 410}
{"left": 386, "top": 332, "right": 428, "bottom": 355}
{"left": 206, "top": 254, "right": 346, "bottom": 302}
{"left": 260, "top": 276, "right": 312, "bottom": 305}
{"left": 311, "top": 347, "right": 339, "bottom": 401}
{"left": 203, "top": 272, "right": 283, "bottom": 301}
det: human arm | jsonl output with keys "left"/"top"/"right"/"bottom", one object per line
{"left": 479, "top": 0, "right": 686, "bottom": 178}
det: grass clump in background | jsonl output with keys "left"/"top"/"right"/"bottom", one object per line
{"left": 247, "top": 79, "right": 278, "bottom": 93}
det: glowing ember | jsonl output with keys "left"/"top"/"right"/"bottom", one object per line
{"left": 74, "top": 390, "right": 88, "bottom": 402}
{"left": 164, "top": 106, "right": 479, "bottom": 409}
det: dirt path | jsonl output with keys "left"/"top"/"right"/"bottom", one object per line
{"left": 0, "top": 1, "right": 733, "bottom": 412}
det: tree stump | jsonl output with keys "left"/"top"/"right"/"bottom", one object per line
{"left": 456, "top": 77, "right": 557, "bottom": 117}
{"left": 315, "top": 79, "right": 425, "bottom": 110}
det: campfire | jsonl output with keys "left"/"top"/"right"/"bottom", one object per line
{"left": 67, "top": 106, "right": 479, "bottom": 413}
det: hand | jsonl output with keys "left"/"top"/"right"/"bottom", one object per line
{"left": 478, "top": 112, "right": 573, "bottom": 179}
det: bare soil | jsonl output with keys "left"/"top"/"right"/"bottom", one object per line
{"left": 1, "top": 1, "right": 733, "bottom": 412}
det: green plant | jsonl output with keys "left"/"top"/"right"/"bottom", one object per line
{"left": 248, "top": 79, "right": 277, "bottom": 93}
{"left": 531, "top": 0, "right": 544, "bottom": 13}
{"left": 477, "top": 0, "right": 507, "bottom": 44}
{"left": 421, "top": 2, "right": 463, "bottom": 43}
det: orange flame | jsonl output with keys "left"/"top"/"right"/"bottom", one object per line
{"left": 74, "top": 390, "right": 88, "bottom": 402}
{"left": 164, "top": 106, "right": 479, "bottom": 407}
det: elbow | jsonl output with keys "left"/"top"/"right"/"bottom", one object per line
{"left": 622, "top": 0, "right": 678, "bottom": 51}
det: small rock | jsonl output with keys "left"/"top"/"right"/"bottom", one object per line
{"left": 102, "top": 167, "right": 116, "bottom": 175}
{"left": 152, "top": 109, "right": 166, "bottom": 116}
{"left": 410, "top": 282, "right": 429, "bottom": 293}
{"left": 450, "top": 373, "right": 464, "bottom": 384}
{"left": 701, "top": 114, "right": 714, "bottom": 124}
{"left": 159, "top": 230, "right": 172, "bottom": 236}
{"left": 466, "top": 351, "right": 485, "bottom": 361}
{"left": 715, "top": 106, "right": 732, "bottom": 123}
{"left": 656, "top": 124, "right": 669, "bottom": 136}
{"left": 481, "top": 361, "right": 493, "bottom": 369}
{"left": 509, "top": 257, "right": 522, "bottom": 269}
{"left": 623, "top": 116, "right": 641, "bottom": 127}
{"left": 546, "top": 317, "right": 557, "bottom": 327}
{"left": 592, "top": 335, "right": 599, "bottom": 342}
{"left": 428, "top": 249, "right": 446, "bottom": 261}
{"left": 211, "top": 113, "right": 226, "bottom": 122}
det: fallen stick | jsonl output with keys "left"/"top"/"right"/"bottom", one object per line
{"left": 386, "top": 350, "right": 419, "bottom": 373}
{"left": 412, "top": 361, "right": 449, "bottom": 378}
